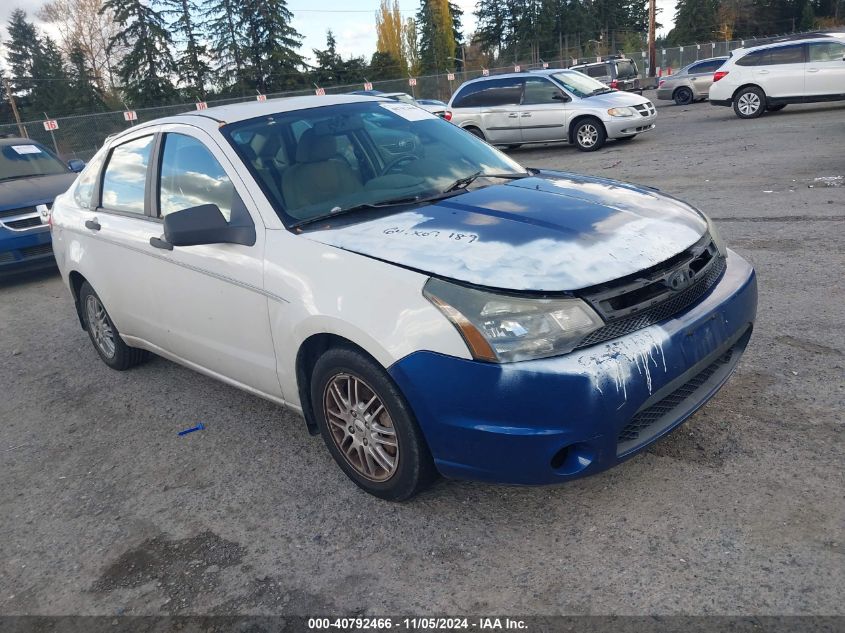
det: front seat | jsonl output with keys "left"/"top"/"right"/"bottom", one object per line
{"left": 281, "top": 129, "right": 362, "bottom": 215}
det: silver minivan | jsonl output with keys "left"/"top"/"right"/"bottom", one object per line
{"left": 448, "top": 69, "right": 657, "bottom": 151}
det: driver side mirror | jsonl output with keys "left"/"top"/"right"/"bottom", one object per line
{"left": 552, "top": 93, "right": 570, "bottom": 103}
{"left": 160, "top": 204, "right": 255, "bottom": 248}
{"left": 67, "top": 159, "right": 85, "bottom": 172}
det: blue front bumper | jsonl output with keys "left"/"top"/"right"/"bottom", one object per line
{"left": 0, "top": 226, "right": 54, "bottom": 276}
{"left": 388, "top": 249, "right": 758, "bottom": 485}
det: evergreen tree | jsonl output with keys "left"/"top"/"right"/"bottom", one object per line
{"left": 417, "top": 0, "right": 457, "bottom": 73}
{"left": 368, "top": 51, "right": 403, "bottom": 80}
{"left": 799, "top": 0, "right": 816, "bottom": 29}
{"left": 30, "top": 36, "right": 72, "bottom": 116}
{"left": 313, "top": 30, "right": 343, "bottom": 85}
{"left": 67, "top": 40, "right": 107, "bottom": 111}
{"left": 239, "top": 0, "right": 305, "bottom": 92}
{"left": 101, "top": 0, "right": 178, "bottom": 106}
{"left": 203, "top": 0, "right": 248, "bottom": 92}
{"left": 448, "top": 2, "right": 464, "bottom": 68}
{"left": 669, "top": 0, "right": 719, "bottom": 44}
{"left": 160, "top": 0, "right": 211, "bottom": 99}
{"left": 5, "top": 10, "right": 41, "bottom": 96}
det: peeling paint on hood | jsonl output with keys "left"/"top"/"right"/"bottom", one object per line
{"left": 300, "top": 171, "right": 708, "bottom": 292}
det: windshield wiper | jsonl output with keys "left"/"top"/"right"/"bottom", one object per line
{"left": 586, "top": 87, "right": 614, "bottom": 97}
{"left": 443, "top": 171, "right": 530, "bottom": 193}
{"left": 292, "top": 193, "right": 457, "bottom": 229}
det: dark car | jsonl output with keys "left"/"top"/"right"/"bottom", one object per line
{"left": 0, "top": 137, "right": 83, "bottom": 276}
{"left": 570, "top": 55, "right": 643, "bottom": 93}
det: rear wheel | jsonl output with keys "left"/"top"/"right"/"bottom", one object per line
{"left": 311, "top": 346, "right": 437, "bottom": 501}
{"left": 674, "top": 87, "right": 693, "bottom": 106}
{"left": 733, "top": 86, "right": 766, "bottom": 118}
{"left": 572, "top": 118, "right": 606, "bottom": 151}
{"left": 79, "top": 281, "right": 149, "bottom": 370}
{"left": 464, "top": 126, "right": 485, "bottom": 140}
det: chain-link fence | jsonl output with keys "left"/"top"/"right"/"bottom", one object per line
{"left": 0, "top": 31, "right": 819, "bottom": 161}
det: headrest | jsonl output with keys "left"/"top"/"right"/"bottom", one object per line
{"left": 296, "top": 129, "right": 337, "bottom": 163}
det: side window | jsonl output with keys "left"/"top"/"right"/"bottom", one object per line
{"left": 471, "top": 78, "right": 524, "bottom": 107}
{"left": 100, "top": 135, "right": 154, "bottom": 214}
{"left": 809, "top": 42, "right": 845, "bottom": 62}
{"left": 452, "top": 83, "right": 482, "bottom": 108}
{"left": 736, "top": 50, "right": 766, "bottom": 67}
{"left": 158, "top": 133, "right": 236, "bottom": 221}
{"left": 522, "top": 78, "right": 563, "bottom": 104}
{"left": 73, "top": 151, "right": 106, "bottom": 209}
{"left": 766, "top": 44, "right": 805, "bottom": 65}
{"left": 586, "top": 65, "right": 607, "bottom": 78}
{"left": 691, "top": 60, "right": 723, "bottom": 74}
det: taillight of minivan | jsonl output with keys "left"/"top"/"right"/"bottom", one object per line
{"left": 713, "top": 71, "right": 729, "bottom": 82}
{"left": 609, "top": 80, "right": 618, "bottom": 89}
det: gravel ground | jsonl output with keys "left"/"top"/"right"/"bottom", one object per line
{"left": 1, "top": 94, "right": 843, "bottom": 617}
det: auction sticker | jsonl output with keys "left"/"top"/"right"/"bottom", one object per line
{"left": 379, "top": 102, "right": 436, "bottom": 121}
{"left": 11, "top": 145, "right": 43, "bottom": 155}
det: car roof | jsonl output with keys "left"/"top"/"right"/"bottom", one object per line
{"left": 736, "top": 33, "right": 844, "bottom": 54}
{"left": 107, "top": 95, "right": 388, "bottom": 141}
{"left": 458, "top": 68, "right": 577, "bottom": 86}
{"left": 0, "top": 136, "right": 48, "bottom": 147}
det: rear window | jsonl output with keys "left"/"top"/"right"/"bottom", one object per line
{"left": 689, "top": 59, "right": 725, "bottom": 74}
{"left": 585, "top": 64, "right": 608, "bottom": 78}
{"left": 614, "top": 60, "right": 637, "bottom": 78}
{"left": 453, "top": 78, "right": 524, "bottom": 108}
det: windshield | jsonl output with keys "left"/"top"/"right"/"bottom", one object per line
{"left": 222, "top": 101, "right": 525, "bottom": 226}
{"left": 550, "top": 71, "right": 610, "bottom": 97}
{"left": 615, "top": 60, "right": 637, "bottom": 79}
{"left": 0, "top": 142, "right": 69, "bottom": 181}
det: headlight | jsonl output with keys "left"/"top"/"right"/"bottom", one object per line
{"left": 607, "top": 107, "right": 635, "bottom": 117}
{"left": 423, "top": 278, "right": 604, "bottom": 363}
{"left": 705, "top": 213, "right": 728, "bottom": 256}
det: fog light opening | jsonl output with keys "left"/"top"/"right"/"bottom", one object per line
{"left": 550, "top": 442, "right": 596, "bottom": 475}
{"left": 550, "top": 445, "right": 571, "bottom": 470}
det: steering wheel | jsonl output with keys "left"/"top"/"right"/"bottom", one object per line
{"left": 381, "top": 154, "right": 420, "bottom": 176}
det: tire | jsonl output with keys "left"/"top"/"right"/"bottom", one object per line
{"left": 733, "top": 86, "right": 766, "bottom": 119}
{"left": 310, "top": 346, "right": 438, "bottom": 501}
{"left": 79, "top": 281, "right": 149, "bottom": 370}
{"left": 464, "top": 126, "right": 485, "bottom": 140}
{"left": 572, "top": 118, "right": 606, "bottom": 151}
{"left": 768, "top": 103, "right": 787, "bottom": 112}
{"left": 617, "top": 135, "right": 636, "bottom": 142}
{"left": 673, "top": 87, "right": 693, "bottom": 106}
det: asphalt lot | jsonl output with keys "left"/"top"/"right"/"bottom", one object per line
{"left": 1, "top": 94, "right": 843, "bottom": 617}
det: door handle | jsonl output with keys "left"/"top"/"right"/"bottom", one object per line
{"left": 757, "top": 70, "right": 769, "bottom": 74}
{"left": 521, "top": 113, "right": 532, "bottom": 117}
{"left": 150, "top": 236, "right": 173, "bottom": 251}
{"left": 85, "top": 218, "right": 101, "bottom": 231}
{"left": 508, "top": 113, "right": 519, "bottom": 118}
{"left": 807, "top": 68, "right": 820, "bottom": 72}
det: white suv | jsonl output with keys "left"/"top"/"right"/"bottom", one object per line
{"left": 709, "top": 34, "right": 845, "bottom": 118}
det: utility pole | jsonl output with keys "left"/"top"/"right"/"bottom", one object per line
{"left": 648, "top": 0, "right": 657, "bottom": 78}
{"left": 3, "top": 77, "right": 26, "bottom": 138}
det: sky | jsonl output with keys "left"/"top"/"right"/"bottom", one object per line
{"left": 0, "top": 0, "right": 676, "bottom": 67}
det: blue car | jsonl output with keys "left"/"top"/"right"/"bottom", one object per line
{"left": 0, "top": 136, "right": 83, "bottom": 276}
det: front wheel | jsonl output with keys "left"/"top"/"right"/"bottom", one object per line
{"left": 311, "top": 347, "right": 438, "bottom": 501}
{"left": 572, "top": 119, "right": 606, "bottom": 151}
{"left": 733, "top": 87, "right": 766, "bottom": 119}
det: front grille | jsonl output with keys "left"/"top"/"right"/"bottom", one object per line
{"left": 577, "top": 256, "right": 726, "bottom": 349}
{"left": 633, "top": 102, "right": 656, "bottom": 117}
{"left": 21, "top": 243, "right": 53, "bottom": 258}
{"left": 5, "top": 216, "right": 42, "bottom": 230}
{"left": 617, "top": 344, "right": 738, "bottom": 454}
{"left": 0, "top": 251, "right": 15, "bottom": 263}
{"left": 0, "top": 206, "right": 36, "bottom": 219}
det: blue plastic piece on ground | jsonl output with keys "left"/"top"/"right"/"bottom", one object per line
{"left": 178, "top": 423, "right": 205, "bottom": 436}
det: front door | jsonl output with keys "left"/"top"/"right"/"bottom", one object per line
{"left": 519, "top": 77, "right": 569, "bottom": 143}
{"left": 805, "top": 41, "right": 845, "bottom": 98}
{"left": 147, "top": 125, "right": 282, "bottom": 399}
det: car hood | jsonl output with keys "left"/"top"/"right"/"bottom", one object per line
{"left": 582, "top": 91, "right": 652, "bottom": 108}
{"left": 0, "top": 172, "right": 77, "bottom": 212}
{"left": 300, "top": 171, "right": 708, "bottom": 292}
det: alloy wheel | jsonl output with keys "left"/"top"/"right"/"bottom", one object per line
{"left": 737, "top": 92, "right": 761, "bottom": 116}
{"left": 323, "top": 373, "right": 399, "bottom": 481}
{"left": 577, "top": 124, "right": 598, "bottom": 148}
{"left": 85, "top": 294, "right": 116, "bottom": 359}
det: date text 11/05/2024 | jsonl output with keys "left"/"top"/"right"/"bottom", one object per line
{"left": 307, "top": 617, "right": 527, "bottom": 629}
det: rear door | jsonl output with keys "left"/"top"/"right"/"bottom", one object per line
{"left": 753, "top": 44, "right": 806, "bottom": 98}
{"left": 519, "top": 77, "right": 569, "bottom": 142}
{"left": 475, "top": 77, "right": 525, "bottom": 144}
{"left": 147, "top": 124, "right": 282, "bottom": 398}
{"left": 687, "top": 59, "right": 725, "bottom": 97}
{"left": 805, "top": 41, "right": 845, "bottom": 97}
